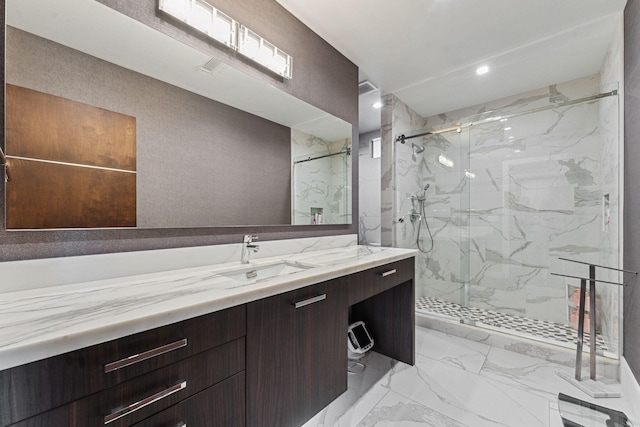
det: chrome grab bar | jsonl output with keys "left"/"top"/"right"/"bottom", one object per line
{"left": 105, "top": 339, "right": 187, "bottom": 373}
{"left": 104, "top": 381, "right": 186, "bottom": 424}
{"left": 294, "top": 294, "right": 326, "bottom": 309}
{"left": 380, "top": 269, "right": 397, "bottom": 277}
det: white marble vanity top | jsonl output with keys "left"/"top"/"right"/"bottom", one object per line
{"left": 0, "top": 245, "right": 416, "bottom": 370}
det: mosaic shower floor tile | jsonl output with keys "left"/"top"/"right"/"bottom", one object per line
{"left": 415, "top": 296, "right": 608, "bottom": 353}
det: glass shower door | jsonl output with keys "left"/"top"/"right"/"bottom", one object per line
{"left": 397, "top": 125, "right": 471, "bottom": 320}
{"left": 465, "top": 85, "right": 620, "bottom": 355}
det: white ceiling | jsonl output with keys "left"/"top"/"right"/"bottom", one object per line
{"left": 276, "top": 0, "right": 627, "bottom": 134}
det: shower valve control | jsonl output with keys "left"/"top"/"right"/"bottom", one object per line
{"left": 409, "top": 209, "right": 421, "bottom": 223}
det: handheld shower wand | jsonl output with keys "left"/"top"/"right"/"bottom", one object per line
{"left": 413, "top": 184, "right": 434, "bottom": 253}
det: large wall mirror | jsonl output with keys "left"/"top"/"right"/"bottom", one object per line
{"left": 4, "top": 0, "right": 352, "bottom": 229}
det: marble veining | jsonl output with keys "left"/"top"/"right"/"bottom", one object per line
{"left": 380, "top": 73, "right": 622, "bottom": 341}
{"left": 0, "top": 243, "right": 416, "bottom": 370}
{"left": 303, "top": 327, "right": 636, "bottom": 427}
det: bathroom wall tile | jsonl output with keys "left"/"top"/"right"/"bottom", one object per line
{"left": 387, "top": 73, "right": 620, "bottom": 336}
{"left": 504, "top": 186, "right": 576, "bottom": 215}
{"left": 419, "top": 279, "right": 465, "bottom": 305}
{"left": 468, "top": 282, "right": 527, "bottom": 317}
{"left": 525, "top": 285, "right": 568, "bottom": 325}
{"left": 359, "top": 216, "right": 382, "bottom": 246}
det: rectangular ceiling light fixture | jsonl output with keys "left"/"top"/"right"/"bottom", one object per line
{"left": 238, "top": 26, "right": 292, "bottom": 80}
{"left": 159, "top": 0, "right": 293, "bottom": 79}
{"left": 159, "top": 0, "right": 237, "bottom": 49}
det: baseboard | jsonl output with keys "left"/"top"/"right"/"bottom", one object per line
{"left": 622, "top": 357, "right": 640, "bottom": 424}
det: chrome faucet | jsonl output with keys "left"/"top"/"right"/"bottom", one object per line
{"left": 241, "top": 235, "right": 260, "bottom": 264}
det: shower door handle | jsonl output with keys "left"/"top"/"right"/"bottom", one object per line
{"left": 380, "top": 269, "right": 396, "bottom": 277}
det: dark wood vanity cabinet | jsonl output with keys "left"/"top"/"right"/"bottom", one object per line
{"left": 247, "top": 277, "right": 349, "bottom": 427}
{"left": 246, "top": 258, "right": 415, "bottom": 427}
{"left": 0, "top": 257, "right": 415, "bottom": 427}
{"left": 349, "top": 257, "right": 415, "bottom": 365}
{"left": 0, "top": 305, "right": 246, "bottom": 427}
{"left": 130, "top": 372, "right": 245, "bottom": 427}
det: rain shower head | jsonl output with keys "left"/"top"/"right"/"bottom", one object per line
{"left": 412, "top": 143, "right": 425, "bottom": 155}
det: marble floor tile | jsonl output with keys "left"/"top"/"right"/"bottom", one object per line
{"left": 356, "top": 390, "right": 470, "bottom": 427}
{"left": 301, "top": 326, "right": 635, "bottom": 427}
{"left": 387, "top": 353, "right": 550, "bottom": 427}
{"left": 415, "top": 327, "right": 491, "bottom": 374}
{"left": 303, "top": 384, "right": 389, "bottom": 427}
{"left": 479, "top": 346, "right": 634, "bottom": 417}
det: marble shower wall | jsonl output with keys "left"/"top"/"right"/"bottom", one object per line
{"left": 597, "top": 16, "right": 623, "bottom": 355}
{"left": 382, "top": 75, "right": 621, "bottom": 341}
{"left": 291, "top": 129, "right": 352, "bottom": 225}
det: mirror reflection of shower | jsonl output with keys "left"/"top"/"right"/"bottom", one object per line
{"left": 410, "top": 184, "right": 434, "bottom": 253}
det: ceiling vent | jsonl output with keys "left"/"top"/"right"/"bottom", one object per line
{"left": 198, "top": 57, "right": 226, "bottom": 74}
{"left": 358, "top": 80, "right": 378, "bottom": 96}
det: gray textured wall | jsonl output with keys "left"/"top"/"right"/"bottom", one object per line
{"left": 0, "top": 0, "right": 359, "bottom": 261}
{"left": 358, "top": 130, "right": 381, "bottom": 245}
{"left": 625, "top": 0, "right": 640, "bottom": 384}
{"left": 8, "top": 28, "right": 292, "bottom": 228}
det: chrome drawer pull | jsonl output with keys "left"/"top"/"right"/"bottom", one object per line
{"left": 105, "top": 339, "right": 187, "bottom": 373}
{"left": 104, "top": 380, "right": 187, "bottom": 424}
{"left": 294, "top": 294, "right": 327, "bottom": 309}
{"left": 381, "top": 269, "right": 397, "bottom": 277}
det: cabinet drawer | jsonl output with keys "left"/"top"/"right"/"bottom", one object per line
{"left": 1, "top": 305, "right": 246, "bottom": 427}
{"left": 348, "top": 257, "right": 414, "bottom": 305}
{"left": 8, "top": 338, "right": 245, "bottom": 427}
{"left": 131, "top": 372, "right": 245, "bottom": 427}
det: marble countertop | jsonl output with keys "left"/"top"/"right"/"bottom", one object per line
{"left": 0, "top": 245, "right": 416, "bottom": 371}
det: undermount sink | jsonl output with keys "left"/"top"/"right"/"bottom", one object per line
{"left": 216, "top": 261, "right": 314, "bottom": 285}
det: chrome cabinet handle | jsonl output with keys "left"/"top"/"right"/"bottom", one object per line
{"left": 294, "top": 294, "right": 327, "bottom": 309}
{"left": 105, "top": 339, "right": 187, "bottom": 373}
{"left": 380, "top": 269, "right": 397, "bottom": 277}
{"left": 104, "top": 381, "right": 187, "bottom": 424}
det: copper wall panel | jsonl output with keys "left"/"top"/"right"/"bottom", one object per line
{"left": 6, "top": 159, "right": 136, "bottom": 229}
{"left": 6, "top": 84, "right": 136, "bottom": 171}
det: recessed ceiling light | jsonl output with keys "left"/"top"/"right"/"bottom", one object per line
{"left": 372, "top": 101, "right": 383, "bottom": 109}
{"left": 476, "top": 65, "right": 489, "bottom": 75}
{"left": 504, "top": 127, "right": 512, "bottom": 131}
